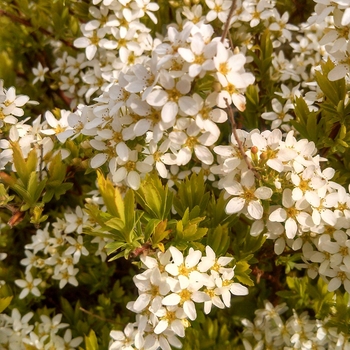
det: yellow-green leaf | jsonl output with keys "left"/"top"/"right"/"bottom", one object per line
{"left": 0, "top": 296, "right": 13, "bottom": 313}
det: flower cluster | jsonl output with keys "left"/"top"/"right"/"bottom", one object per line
{"left": 242, "top": 301, "right": 350, "bottom": 349}
{"left": 109, "top": 246, "right": 248, "bottom": 350}
{"left": 50, "top": 19, "right": 254, "bottom": 190}
{"left": 308, "top": 0, "right": 350, "bottom": 81}
{"left": 0, "top": 308, "right": 82, "bottom": 349}
{"left": 213, "top": 128, "right": 350, "bottom": 293}
{"left": 0, "top": 81, "right": 31, "bottom": 129}
{"left": 16, "top": 206, "right": 93, "bottom": 296}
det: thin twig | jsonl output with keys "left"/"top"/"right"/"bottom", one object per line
{"left": 0, "top": 9, "right": 75, "bottom": 48}
{"left": 224, "top": 98, "right": 260, "bottom": 178}
{"left": 79, "top": 307, "right": 121, "bottom": 325}
{"left": 220, "top": 0, "right": 237, "bottom": 44}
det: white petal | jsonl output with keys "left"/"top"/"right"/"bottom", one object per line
{"left": 194, "top": 145, "right": 214, "bottom": 165}
{"left": 274, "top": 237, "right": 285, "bottom": 255}
{"left": 127, "top": 171, "right": 140, "bottom": 190}
{"left": 154, "top": 320, "right": 168, "bottom": 334}
{"left": 183, "top": 300, "right": 196, "bottom": 320}
{"left": 328, "top": 277, "right": 342, "bottom": 292}
{"left": 178, "top": 96, "right": 198, "bottom": 116}
{"left": 162, "top": 293, "right": 181, "bottom": 306}
{"left": 247, "top": 200, "right": 263, "bottom": 220}
{"left": 73, "top": 37, "right": 90, "bottom": 48}
{"left": 269, "top": 208, "right": 287, "bottom": 222}
{"left": 230, "top": 283, "right": 248, "bottom": 296}
{"left": 133, "top": 294, "right": 151, "bottom": 312}
{"left": 90, "top": 153, "right": 108, "bottom": 168}
{"left": 86, "top": 45, "right": 97, "bottom": 60}
{"left": 161, "top": 101, "right": 178, "bottom": 123}
{"left": 328, "top": 64, "right": 348, "bottom": 81}
{"left": 255, "top": 186, "right": 272, "bottom": 200}
{"left": 116, "top": 142, "right": 129, "bottom": 161}
{"left": 146, "top": 89, "right": 168, "bottom": 107}
{"left": 285, "top": 218, "right": 297, "bottom": 239}
{"left": 226, "top": 197, "right": 245, "bottom": 214}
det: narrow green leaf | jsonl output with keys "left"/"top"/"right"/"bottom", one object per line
{"left": 85, "top": 330, "right": 99, "bottom": 350}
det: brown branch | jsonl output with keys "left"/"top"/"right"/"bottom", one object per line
{"left": 224, "top": 98, "right": 260, "bottom": 179}
{"left": 220, "top": 0, "right": 237, "bottom": 44}
{"left": 0, "top": 9, "right": 75, "bottom": 48}
{"left": 79, "top": 307, "right": 121, "bottom": 325}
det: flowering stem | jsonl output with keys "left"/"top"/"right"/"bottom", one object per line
{"left": 224, "top": 98, "right": 260, "bottom": 179}
{"left": 79, "top": 307, "right": 120, "bottom": 324}
{"left": 220, "top": 0, "right": 237, "bottom": 44}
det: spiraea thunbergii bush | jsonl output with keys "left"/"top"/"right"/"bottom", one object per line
{"left": 2, "top": 0, "right": 350, "bottom": 349}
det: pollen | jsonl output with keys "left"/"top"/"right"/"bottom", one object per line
{"left": 178, "top": 263, "right": 190, "bottom": 276}
{"left": 242, "top": 188, "right": 256, "bottom": 202}
{"left": 299, "top": 179, "right": 310, "bottom": 192}
{"left": 219, "top": 62, "right": 229, "bottom": 75}
{"left": 90, "top": 31, "right": 100, "bottom": 46}
{"left": 194, "top": 54, "right": 205, "bottom": 65}
{"left": 167, "top": 88, "right": 181, "bottom": 102}
{"left": 185, "top": 136, "right": 198, "bottom": 149}
{"left": 179, "top": 289, "right": 191, "bottom": 303}
{"left": 125, "top": 161, "right": 136, "bottom": 172}
{"left": 205, "top": 288, "right": 216, "bottom": 298}
{"left": 286, "top": 207, "right": 298, "bottom": 218}
{"left": 163, "top": 309, "right": 177, "bottom": 323}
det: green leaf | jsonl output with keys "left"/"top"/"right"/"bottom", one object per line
{"left": 235, "top": 260, "right": 254, "bottom": 286}
{"left": 151, "top": 220, "right": 171, "bottom": 246}
{"left": 105, "top": 218, "right": 125, "bottom": 232}
{"left": 206, "top": 225, "right": 230, "bottom": 256}
{"left": 315, "top": 59, "right": 346, "bottom": 106}
{"left": 85, "top": 330, "right": 99, "bottom": 350}
{"left": 124, "top": 189, "right": 135, "bottom": 235}
{"left": 11, "top": 142, "right": 37, "bottom": 187}
{"left": 173, "top": 171, "right": 210, "bottom": 217}
{"left": 0, "top": 296, "right": 12, "bottom": 313}
{"left": 97, "top": 171, "right": 124, "bottom": 220}
{"left": 136, "top": 174, "right": 174, "bottom": 220}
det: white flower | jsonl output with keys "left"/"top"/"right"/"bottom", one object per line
{"left": 64, "top": 235, "right": 89, "bottom": 264}
{"left": 178, "top": 32, "right": 216, "bottom": 78}
{"left": 165, "top": 247, "right": 203, "bottom": 290}
{"left": 146, "top": 72, "right": 196, "bottom": 124}
{"left": 215, "top": 270, "right": 248, "bottom": 308}
{"left": 225, "top": 170, "right": 273, "bottom": 220}
{"left": 39, "top": 314, "right": 68, "bottom": 336}
{"left": 74, "top": 26, "right": 107, "bottom": 60}
{"left": 15, "top": 272, "right": 42, "bottom": 299}
{"left": 169, "top": 121, "right": 217, "bottom": 166}
{"left": 64, "top": 206, "right": 88, "bottom": 234}
{"left": 32, "top": 62, "right": 49, "bottom": 84}
{"left": 62, "top": 329, "right": 83, "bottom": 349}
{"left": 112, "top": 148, "right": 153, "bottom": 190}
{"left": 261, "top": 98, "right": 293, "bottom": 129}
{"left": 52, "top": 267, "right": 79, "bottom": 289}
{"left": 41, "top": 110, "right": 75, "bottom": 143}
{"left": 269, "top": 188, "right": 313, "bottom": 240}
{"left": 197, "top": 246, "right": 233, "bottom": 274}
{"left": 205, "top": 0, "right": 232, "bottom": 23}
{"left": 133, "top": 265, "right": 171, "bottom": 313}
{"left": 154, "top": 306, "right": 186, "bottom": 337}
{"left": 110, "top": 323, "right": 136, "bottom": 350}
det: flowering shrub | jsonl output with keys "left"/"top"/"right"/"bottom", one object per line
{"left": 2, "top": 0, "right": 350, "bottom": 348}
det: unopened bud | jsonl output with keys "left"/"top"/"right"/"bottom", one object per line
{"left": 212, "top": 81, "right": 222, "bottom": 92}
{"left": 260, "top": 152, "right": 267, "bottom": 160}
{"left": 251, "top": 146, "right": 259, "bottom": 154}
